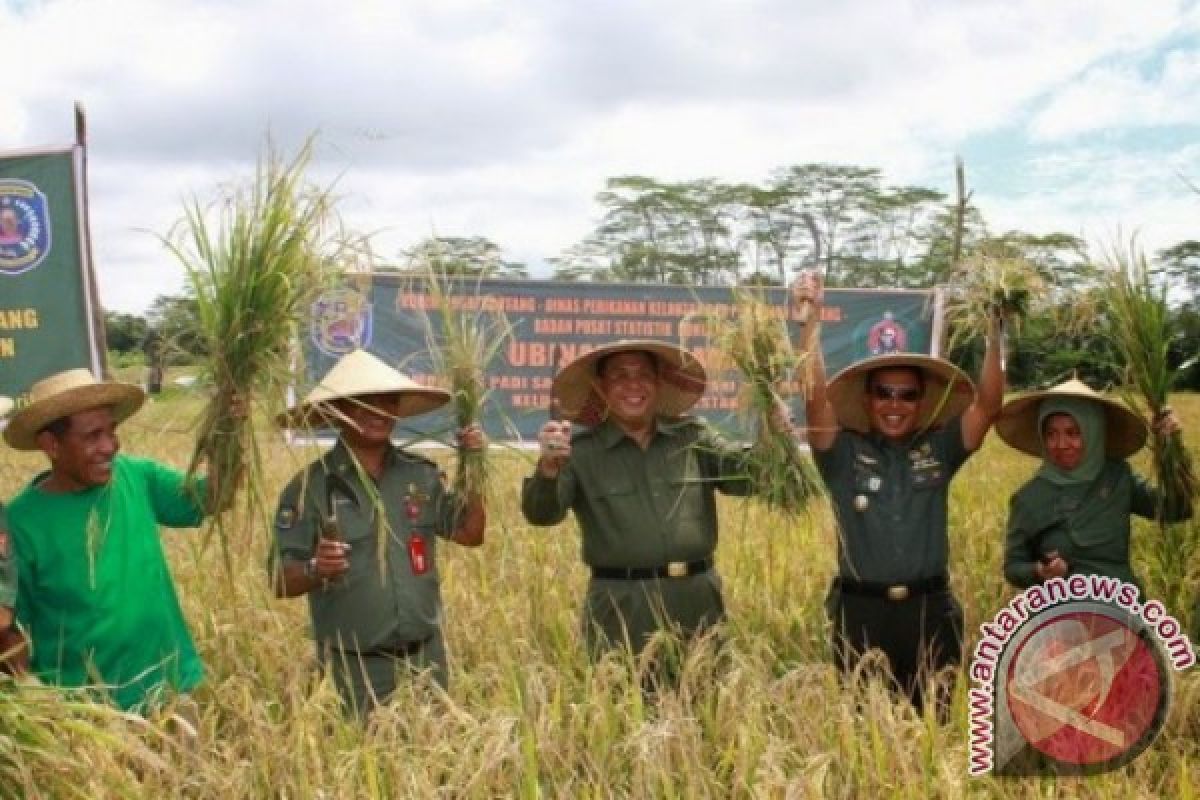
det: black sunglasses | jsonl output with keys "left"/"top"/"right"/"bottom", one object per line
{"left": 871, "top": 384, "right": 922, "bottom": 403}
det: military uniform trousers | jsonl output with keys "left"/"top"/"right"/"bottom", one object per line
{"left": 321, "top": 629, "right": 447, "bottom": 716}
{"left": 827, "top": 579, "right": 963, "bottom": 710}
{"left": 583, "top": 567, "right": 725, "bottom": 658}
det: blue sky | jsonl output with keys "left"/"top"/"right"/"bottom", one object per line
{"left": 2, "top": 0, "right": 1199, "bottom": 312}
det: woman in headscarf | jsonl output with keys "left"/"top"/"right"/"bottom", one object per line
{"left": 997, "top": 379, "right": 1191, "bottom": 589}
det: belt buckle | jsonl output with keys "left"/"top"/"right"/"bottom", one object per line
{"left": 886, "top": 584, "right": 910, "bottom": 601}
{"left": 666, "top": 561, "right": 688, "bottom": 578}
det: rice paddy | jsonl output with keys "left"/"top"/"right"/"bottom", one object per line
{"left": 1, "top": 380, "right": 1197, "bottom": 799}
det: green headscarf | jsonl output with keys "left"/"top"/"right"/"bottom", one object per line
{"left": 1036, "top": 396, "right": 1106, "bottom": 486}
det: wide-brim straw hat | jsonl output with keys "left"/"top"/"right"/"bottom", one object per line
{"left": 995, "top": 378, "right": 1147, "bottom": 459}
{"left": 552, "top": 339, "right": 707, "bottom": 425}
{"left": 826, "top": 353, "right": 975, "bottom": 434}
{"left": 3, "top": 369, "right": 146, "bottom": 451}
{"left": 277, "top": 349, "right": 451, "bottom": 429}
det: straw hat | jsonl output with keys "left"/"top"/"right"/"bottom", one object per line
{"left": 277, "top": 349, "right": 450, "bottom": 429}
{"left": 0, "top": 396, "right": 11, "bottom": 418}
{"left": 3, "top": 369, "right": 146, "bottom": 451}
{"left": 552, "top": 339, "right": 707, "bottom": 425}
{"left": 826, "top": 353, "right": 975, "bottom": 434}
{"left": 995, "top": 378, "right": 1147, "bottom": 459}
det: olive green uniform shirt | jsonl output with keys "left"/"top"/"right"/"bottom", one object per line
{"left": 273, "top": 441, "right": 462, "bottom": 657}
{"left": 1004, "top": 459, "right": 1193, "bottom": 589}
{"left": 813, "top": 416, "right": 970, "bottom": 583}
{"left": 521, "top": 416, "right": 755, "bottom": 652}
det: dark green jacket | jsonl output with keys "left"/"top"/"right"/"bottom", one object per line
{"left": 273, "top": 441, "right": 462, "bottom": 654}
{"left": 1004, "top": 459, "right": 1193, "bottom": 589}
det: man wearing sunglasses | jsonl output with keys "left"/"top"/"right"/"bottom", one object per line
{"left": 792, "top": 273, "right": 1005, "bottom": 715}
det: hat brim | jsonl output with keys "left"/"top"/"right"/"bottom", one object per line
{"left": 277, "top": 389, "right": 451, "bottom": 430}
{"left": 995, "top": 387, "right": 1147, "bottom": 459}
{"left": 552, "top": 339, "right": 707, "bottom": 425}
{"left": 0, "top": 397, "right": 11, "bottom": 418}
{"left": 3, "top": 383, "right": 145, "bottom": 451}
{"left": 826, "top": 354, "right": 975, "bottom": 434}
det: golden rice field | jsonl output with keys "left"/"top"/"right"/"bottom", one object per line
{"left": 1, "top": 384, "right": 1197, "bottom": 799}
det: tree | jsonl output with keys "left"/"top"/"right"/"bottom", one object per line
{"left": 770, "top": 164, "right": 882, "bottom": 286}
{"left": 1157, "top": 240, "right": 1200, "bottom": 308}
{"left": 402, "top": 236, "right": 528, "bottom": 278}
{"left": 146, "top": 293, "right": 205, "bottom": 364}
{"left": 104, "top": 311, "right": 149, "bottom": 354}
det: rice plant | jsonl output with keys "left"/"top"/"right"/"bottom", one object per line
{"left": 941, "top": 246, "right": 1049, "bottom": 356}
{"left": 700, "top": 287, "right": 822, "bottom": 514}
{"left": 161, "top": 135, "right": 348, "bottom": 574}
{"left": 0, "top": 385, "right": 1198, "bottom": 797}
{"left": 1094, "top": 237, "right": 1199, "bottom": 614}
{"left": 418, "top": 263, "right": 512, "bottom": 512}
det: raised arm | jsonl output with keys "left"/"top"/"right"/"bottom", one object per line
{"left": 792, "top": 272, "right": 838, "bottom": 452}
{"left": 521, "top": 420, "right": 574, "bottom": 526}
{"left": 960, "top": 313, "right": 1005, "bottom": 453}
{"left": 449, "top": 424, "right": 487, "bottom": 547}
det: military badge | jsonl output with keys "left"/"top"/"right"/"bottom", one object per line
{"left": 311, "top": 287, "right": 373, "bottom": 356}
{"left": 0, "top": 531, "right": 9, "bottom": 559}
{"left": 0, "top": 180, "right": 53, "bottom": 275}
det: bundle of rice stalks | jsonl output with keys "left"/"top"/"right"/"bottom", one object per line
{"left": 0, "top": 680, "right": 167, "bottom": 797}
{"left": 162, "top": 136, "right": 347, "bottom": 572}
{"left": 419, "top": 267, "right": 512, "bottom": 511}
{"left": 1095, "top": 240, "right": 1197, "bottom": 603}
{"left": 702, "top": 288, "right": 822, "bottom": 514}
{"left": 941, "top": 247, "right": 1049, "bottom": 356}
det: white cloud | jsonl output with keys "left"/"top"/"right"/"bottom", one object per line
{"left": 1030, "top": 48, "right": 1200, "bottom": 140}
{"left": 1, "top": 0, "right": 1198, "bottom": 311}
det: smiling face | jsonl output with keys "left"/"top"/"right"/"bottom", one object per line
{"left": 597, "top": 351, "right": 660, "bottom": 429}
{"left": 333, "top": 392, "right": 402, "bottom": 449}
{"left": 1042, "top": 412, "right": 1085, "bottom": 471}
{"left": 864, "top": 367, "right": 924, "bottom": 442}
{"left": 39, "top": 406, "right": 121, "bottom": 490}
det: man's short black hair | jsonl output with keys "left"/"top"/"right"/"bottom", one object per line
{"left": 595, "top": 349, "right": 659, "bottom": 378}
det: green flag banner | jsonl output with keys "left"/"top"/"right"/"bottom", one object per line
{"left": 300, "top": 276, "right": 944, "bottom": 442}
{"left": 0, "top": 146, "right": 102, "bottom": 405}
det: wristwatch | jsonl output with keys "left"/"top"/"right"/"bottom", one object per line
{"left": 303, "top": 557, "right": 319, "bottom": 580}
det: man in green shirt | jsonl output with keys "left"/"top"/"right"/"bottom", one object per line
{"left": 272, "top": 349, "right": 486, "bottom": 716}
{"left": 793, "top": 273, "right": 1004, "bottom": 712}
{"left": 2, "top": 369, "right": 234, "bottom": 711}
{"left": 522, "top": 340, "right": 767, "bottom": 666}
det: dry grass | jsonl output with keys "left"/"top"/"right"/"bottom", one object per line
{"left": 1, "top": 380, "right": 1197, "bottom": 798}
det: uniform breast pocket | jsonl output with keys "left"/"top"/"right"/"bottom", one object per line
{"left": 910, "top": 463, "right": 947, "bottom": 491}
{"left": 595, "top": 476, "right": 637, "bottom": 508}
{"left": 329, "top": 500, "right": 374, "bottom": 545}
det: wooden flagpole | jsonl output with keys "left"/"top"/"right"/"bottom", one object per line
{"left": 75, "top": 101, "right": 111, "bottom": 378}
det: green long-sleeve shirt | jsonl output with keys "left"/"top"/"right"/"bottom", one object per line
{"left": 521, "top": 415, "right": 759, "bottom": 654}
{"left": 1004, "top": 459, "right": 1193, "bottom": 589}
{"left": 521, "top": 416, "right": 755, "bottom": 568}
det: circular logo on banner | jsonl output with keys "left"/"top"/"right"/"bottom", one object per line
{"left": 311, "top": 288, "right": 373, "bottom": 356}
{"left": 1004, "top": 606, "right": 1170, "bottom": 772}
{"left": 0, "top": 179, "right": 53, "bottom": 275}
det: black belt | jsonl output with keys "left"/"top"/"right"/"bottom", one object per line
{"left": 591, "top": 558, "right": 712, "bottom": 581}
{"left": 834, "top": 574, "right": 948, "bottom": 601}
{"left": 362, "top": 637, "right": 431, "bottom": 658}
